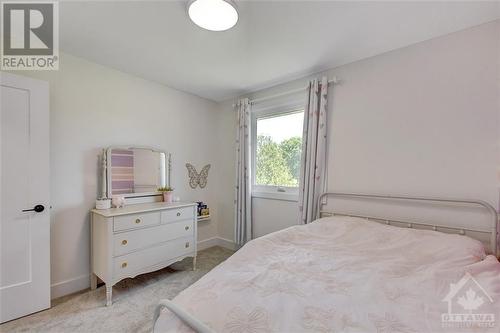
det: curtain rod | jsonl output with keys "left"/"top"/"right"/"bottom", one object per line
{"left": 233, "top": 76, "right": 340, "bottom": 108}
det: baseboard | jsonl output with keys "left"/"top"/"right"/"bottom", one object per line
{"left": 51, "top": 237, "right": 237, "bottom": 299}
{"left": 216, "top": 237, "right": 237, "bottom": 251}
{"left": 51, "top": 274, "right": 90, "bottom": 299}
{"left": 197, "top": 237, "right": 236, "bottom": 251}
{"left": 197, "top": 237, "right": 220, "bottom": 251}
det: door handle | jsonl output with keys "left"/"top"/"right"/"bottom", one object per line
{"left": 22, "top": 205, "right": 45, "bottom": 213}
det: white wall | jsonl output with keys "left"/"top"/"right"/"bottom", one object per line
{"left": 9, "top": 53, "right": 226, "bottom": 298}
{"left": 225, "top": 20, "right": 499, "bottom": 240}
{"left": 327, "top": 21, "right": 498, "bottom": 202}
{"left": 252, "top": 198, "right": 299, "bottom": 238}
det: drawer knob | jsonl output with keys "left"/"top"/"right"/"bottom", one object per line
{"left": 122, "top": 239, "right": 128, "bottom": 245}
{"left": 185, "top": 242, "right": 189, "bottom": 248}
{"left": 176, "top": 212, "right": 181, "bottom": 217}
{"left": 121, "top": 262, "right": 127, "bottom": 268}
{"left": 185, "top": 226, "right": 189, "bottom": 231}
{"left": 135, "top": 218, "right": 141, "bottom": 224}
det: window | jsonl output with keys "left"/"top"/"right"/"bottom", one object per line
{"left": 252, "top": 106, "right": 304, "bottom": 198}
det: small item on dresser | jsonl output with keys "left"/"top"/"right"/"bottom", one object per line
{"left": 158, "top": 186, "right": 174, "bottom": 203}
{"left": 200, "top": 208, "right": 209, "bottom": 216}
{"left": 95, "top": 198, "right": 111, "bottom": 210}
{"left": 111, "top": 195, "right": 125, "bottom": 208}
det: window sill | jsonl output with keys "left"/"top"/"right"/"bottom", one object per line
{"left": 251, "top": 191, "right": 299, "bottom": 202}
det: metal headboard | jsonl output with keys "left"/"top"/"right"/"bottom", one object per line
{"left": 317, "top": 192, "right": 499, "bottom": 256}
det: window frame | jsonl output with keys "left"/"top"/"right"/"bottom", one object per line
{"left": 251, "top": 102, "right": 305, "bottom": 201}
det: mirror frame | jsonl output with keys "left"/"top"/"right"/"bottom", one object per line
{"left": 102, "top": 146, "right": 171, "bottom": 199}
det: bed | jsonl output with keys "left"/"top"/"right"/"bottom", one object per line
{"left": 153, "top": 193, "right": 500, "bottom": 332}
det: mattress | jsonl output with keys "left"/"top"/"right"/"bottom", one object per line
{"left": 155, "top": 216, "right": 500, "bottom": 332}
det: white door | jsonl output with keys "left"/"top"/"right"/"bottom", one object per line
{"left": 0, "top": 72, "right": 50, "bottom": 323}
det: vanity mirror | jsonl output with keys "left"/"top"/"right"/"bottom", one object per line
{"left": 101, "top": 146, "right": 171, "bottom": 199}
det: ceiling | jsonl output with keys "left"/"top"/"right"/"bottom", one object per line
{"left": 60, "top": 1, "right": 500, "bottom": 101}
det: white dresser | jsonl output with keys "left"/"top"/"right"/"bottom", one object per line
{"left": 90, "top": 202, "right": 197, "bottom": 306}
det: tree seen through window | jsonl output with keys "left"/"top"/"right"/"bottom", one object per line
{"left": 255, "top": 111, "right": 304, "bottom": 187}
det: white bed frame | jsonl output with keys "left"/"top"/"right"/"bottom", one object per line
{"left": 153, "top": 192, "right": 499, "bottom": 332}
{"left": 317, "top": 192, "right": 498, "bottom": 256}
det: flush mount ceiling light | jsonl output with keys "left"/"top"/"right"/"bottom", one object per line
{"left": 188, "top": 0, "right": 238, "bottom": 31}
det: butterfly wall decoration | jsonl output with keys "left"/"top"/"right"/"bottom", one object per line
{"left": 185, "top": 163, "right": 211, "bottom": 189}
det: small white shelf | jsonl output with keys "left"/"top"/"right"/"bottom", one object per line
{"left": 197, "top": 215, "right": 211, "bottom": 222}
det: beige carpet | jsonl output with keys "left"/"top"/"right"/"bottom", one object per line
{"left": 1, "top": 246, "right": 234, "bottom": 333}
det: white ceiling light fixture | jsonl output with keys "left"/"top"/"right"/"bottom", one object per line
{"left": 188, "top": 0, "right": 238, "bottom": 31}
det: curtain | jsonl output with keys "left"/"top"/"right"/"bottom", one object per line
{"left": 298, "top": 77, "right": 329, "bottom": 224}
{"left": 234, "top": 98, "right": 252, "bottom": 247}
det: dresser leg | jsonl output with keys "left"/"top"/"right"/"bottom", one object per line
{"left": 106, "top": 285, "right": 112, "bottom": 306}
{"left": 193, "top": 256, "right": 197, "bottom": 271}
{"left": 90, "top": 273, "right": 97, "bottom": 290}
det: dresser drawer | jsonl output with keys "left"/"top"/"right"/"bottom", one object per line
{"left": 161, "top": 206, "right": 194, "bottom": 224}
{"left": 113, "top": 212, "right": 161, "bottom": 232}
{"left": 113, "top": 220, "right": 194, "bottom": 256}
{"left": 113, "top": 237, "right": 194, "bottom": 280}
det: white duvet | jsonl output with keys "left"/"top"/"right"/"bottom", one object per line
{"left": 155, "top": 216, "right": 500, "bottom": 332}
